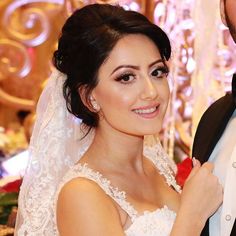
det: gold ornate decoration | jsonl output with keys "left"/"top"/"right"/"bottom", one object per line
{"left": 0, "top": 0, "right": 235, "bottom": 160}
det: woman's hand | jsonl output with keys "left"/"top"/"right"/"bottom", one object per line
{"left": 181, "top": 159, "right": 223, "bottom": 223}
{"left": 171, "top": 159, "right": 223, "bottom": 235}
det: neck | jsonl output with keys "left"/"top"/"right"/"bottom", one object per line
{"left": 82, "top": 124, "right": 146, "bottom": 172}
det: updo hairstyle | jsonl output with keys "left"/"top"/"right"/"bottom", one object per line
{"left": 53, "top": 4, "right": 171, "bottom": 128}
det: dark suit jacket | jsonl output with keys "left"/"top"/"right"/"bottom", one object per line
{"left": 192, "top": 74, "right": 236, "bottom": 236}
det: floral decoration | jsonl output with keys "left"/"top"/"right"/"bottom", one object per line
{"left": 176, "top": 157, "right": 193, "bottom": 188}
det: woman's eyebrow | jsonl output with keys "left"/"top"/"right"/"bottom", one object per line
{"left": 110, "top": 65, "right": 139, "bottom": 76}
{"left": 148, "top": 59, "right": 165, "bottom": 68}
{"left": 110, "top": 59, "right": 165, "bottom": 76}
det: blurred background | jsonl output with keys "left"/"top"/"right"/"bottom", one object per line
{"left": 0, "top": 0, "right": 235, "bottom": 232}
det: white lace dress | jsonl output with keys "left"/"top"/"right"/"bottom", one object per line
{"left": 55, "top": 149, "right": 181, "bottom": 236}
{"left": 15, "top": 72, "right": 181, "bottom": 236}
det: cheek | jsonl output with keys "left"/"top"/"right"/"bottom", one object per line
{"left": 159, "top": 80, "right": 170, "bottom": 102}
{"left": 95, "top": 86, "right": 135, "bottom": 111}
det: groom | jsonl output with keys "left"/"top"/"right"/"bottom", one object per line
{"left": 192, "top": 0, "right": 236, "bottom": 236}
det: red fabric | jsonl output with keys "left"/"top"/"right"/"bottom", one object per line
{"left": 0, "top": 178, "right": 22, "bottom": 193}
{"left": 176, "top": 157, "right": 192, "bottom": 188}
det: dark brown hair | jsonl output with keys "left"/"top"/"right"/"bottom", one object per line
{"left": 53, "top": 4, "right": 171, "bottom": 128}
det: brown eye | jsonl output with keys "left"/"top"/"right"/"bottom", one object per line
{"left": 151, "top": 66, "right": 169, "bottom": 78}
{"left": 115, "top": 73, "right": 136, "bottom": 83}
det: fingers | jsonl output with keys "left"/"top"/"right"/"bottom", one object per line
{"left": 180, "top": 158, "right": 223, "bottom": 221}
{"left": 186, "top": 159, "right": 214, "bottom": 182}
{"left": 186, "top": 158, "right": 201, "bottom": 180}
{"left": 201, "top": 162, "right": 214, "bottom": 173}
{"left": 192, "top": 157, "right": 201, "bottom": 167}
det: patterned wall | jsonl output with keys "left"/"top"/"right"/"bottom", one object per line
{"left": 0, "top": 0, "right": 235, "bottom": 159}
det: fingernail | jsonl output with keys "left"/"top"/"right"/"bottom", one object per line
{"left": 192, "top": 157, "right": 197, "bottom": 167}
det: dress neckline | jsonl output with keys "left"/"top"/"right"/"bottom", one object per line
{"left": 72, "top": 162, "right": 177, "bottom": 222}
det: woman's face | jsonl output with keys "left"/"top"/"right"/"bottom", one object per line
{"left": 91, "top": 34, "right": 170, "bottom": 136}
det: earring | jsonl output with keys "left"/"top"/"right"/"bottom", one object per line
{"left": 90, "top": 98, "right": 100, "bottom": 111}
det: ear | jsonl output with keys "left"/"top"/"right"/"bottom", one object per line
{"left": 220, "top": 0, "right": 227, "bottom": 26}
{"left": 89, "top": 94, "right": 100, "bottom": 112}
{"left": 78, "top": 86, "right": 100, "bottom": 112}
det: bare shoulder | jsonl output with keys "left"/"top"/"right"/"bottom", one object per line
{"left": 57, "top": 177, "right": 125, "bottom": 236}
{"left": 57, "top": 177, "right": 113, "bottom": 211}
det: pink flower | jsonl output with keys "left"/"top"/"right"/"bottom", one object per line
{"left": 176, "top": 157, "right": 192, "bottom": 188}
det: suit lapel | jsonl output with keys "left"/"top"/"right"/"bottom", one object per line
{"left": 206, "top": 74, "right": 236, "bottom": 161}
{"left": 203, "top": 94, "right": 235, "bottom": 162}
{"left": 230, "top": 74, "right": 236, "bottom": 236}
{"left": 196, "top": 74, "right": 236, "bottom": 236}
{"left": 193, "top": 92, "right": 235, "bottom": 165}
{"left": 232, "top": 73, "right": 236, "bottom": 102}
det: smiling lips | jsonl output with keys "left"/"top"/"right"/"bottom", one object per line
{"left": 132, "top": 104, "right": 160, "bottom": 118}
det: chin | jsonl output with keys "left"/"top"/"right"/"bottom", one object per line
{"left": 134, "top": 126, "right": 162, "bottom": 136}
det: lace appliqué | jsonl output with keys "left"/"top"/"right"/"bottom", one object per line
{"left": 55, "top": 161, "right": 177, "bottom": 236}
{"left": 144, "top": 141, "right": 182, "bottom": 193}
{"left": 125, "top": 205, "right": 176, "bottom": 236}
{"left": 15, "top": 71, "right": 94, "bottom": 236}
{"left": 15, "top": 69, "right": 179, "bottom": 236}
{"left": 55, "top": 163, "right": 138, "bottom": 222}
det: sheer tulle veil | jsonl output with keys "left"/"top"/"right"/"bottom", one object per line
{"left": 14, "top": 69, "right": 178, "bottom": 235}
{"left": 14, "top": 69, "right": 94, "bottom": 235}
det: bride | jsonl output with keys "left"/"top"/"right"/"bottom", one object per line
{"left": 15, "top": 4, "right": 222, "bottom": 236}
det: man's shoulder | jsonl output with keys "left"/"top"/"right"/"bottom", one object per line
{"left": 192, "top": 92, "right": 234, "bottom": 161}
{"left": 199, "top": 92, "right": 233, "bottom": 123}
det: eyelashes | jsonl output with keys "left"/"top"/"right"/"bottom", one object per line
{"left": 151, "top": 66, "right": 169, "bottom": 78}
{"left": 114, "top": 65, "right": 169, "bottom": 84}
{"left": 115, "top": 73, "right": 136, "bottom": 83}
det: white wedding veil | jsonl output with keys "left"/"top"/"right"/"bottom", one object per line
{"left": 14, "top": 69, "right": 94, "bottom": 235}
{"left": 14, "top": 69, "right": 178, "bottom": 235}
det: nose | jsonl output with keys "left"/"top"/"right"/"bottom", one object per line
{"left": 140, "top": 76, "right": 158, "bottom": 100}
